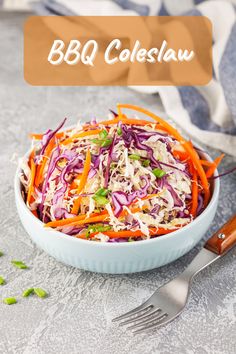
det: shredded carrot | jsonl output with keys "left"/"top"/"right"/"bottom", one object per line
{"left": 31, "top": 210, "right": 38, "bottom": 217}
{"left": 27, "top": 152, "right": 36, "bottom": 205}
{"left": 172, "top": 150, "right": 189, "bottom": 161}
{"left": 104, "top": 228, "right": 177, "bottom": 238}
{"left": 96, "top": 118, "right": 152, "bottom": 127}
{"left": 117, "top": 104, "right": 183, "bottom": 140}
{"left": 200, "top": 159, "right": 215, "bottom": 167}
{"left": 45, "top": 210, "right": 109, "bottom": 228}
{"left": 28, "top": 149, "right": 35, "bottom": 168}
{"left": 184, "top": 142, "right": 210, "bottom": 206}
{"left": 72, "top": 214, "right": 109, "bottom": 227}
{"left": 206, "top": 154, "right": 225, "bottom": 179}
{"left": 71, "top": 196, "right": 82, "bottom": 215}
{"left": 35, "top": 139, "right": 55, "bottom": 187}
{"left": 77, "top": 227, "right": 177, "bottom": 239}
{"left": 76, "top": 150, "right": 91, "bottom": 194}
{"left": 55, "top": 214, "right": 109, "bottom": 228}
{"left": 61, "top": 129, "right": 103, "bottom": 146}
{"left": 45, "top": 202, "right": 144, "bottom": 228}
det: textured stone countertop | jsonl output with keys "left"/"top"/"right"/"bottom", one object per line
{"left": 0, "top": 12, "right": 236, "bottom": 354}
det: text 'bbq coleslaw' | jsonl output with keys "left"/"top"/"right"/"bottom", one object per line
{"left": 20, "top": 104, "right": 223, "bottom": 242}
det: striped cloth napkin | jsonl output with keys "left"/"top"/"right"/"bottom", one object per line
{"left": 2, "top": 0, "right": 236, "bottom": 156}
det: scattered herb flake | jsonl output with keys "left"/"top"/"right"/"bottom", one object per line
{"left": 3, "top": 297, "right": 17, "bottom": 305}
{"left": 0, "top": 251, "right": 4, "bottom": 257}
{"left": 0, "top": 276, "right": 5, "bottom": 285}
{"left": 11, "top": 260, "right": 28, "bottom": 269}
{"left": 22, "top": 288, "right": 34, "bottom": 297}
{"left": 34, "top": 288, "right": 48, "bottom": 298}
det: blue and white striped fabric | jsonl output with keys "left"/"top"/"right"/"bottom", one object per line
{"left": 2, "top": 0, "right": 236, "bottom": 155}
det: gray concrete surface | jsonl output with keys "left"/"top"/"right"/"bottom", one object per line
{"left": 0, "top": 12, "right": 236, "bottom": 354}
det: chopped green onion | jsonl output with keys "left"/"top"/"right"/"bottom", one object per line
{"left": 142, "top": 159, "right": 150, "bottom": 167}
{"left": 34, "top": 288, "right": 48, "bottom": 298}
{"left": 0, "top": 251, "right": 4, "bottom": 257}
{"left": 117, "top": 127, "right": 122, "bottom": 136}
{"left": 22, "top": 288, "right": 34, "bottom": 297}
{"left": 92, "top": 195, "right": 109, "bottom": 205}
{"left": 3, "top": 297, "right": 17, "bottom": 305}
{"left": 95, "top": 188, "right": 109, "bottom": 197}
{"left": 101, "top": 139, "right": 112, "bottom": 147}
{"left": 0, "top": 276, "right": 5, "bottom": 285}
{"left": 11, "top": 260, "right": 28, "bottom": 269}
{"left": 93, "top": 188, "right": 110, "bottom": 201}
{"left": 91, "top": 138, "right": 101, "bottom": 145}
{"left": 152, "top": 168, "right": 166, "bottom": 178}
{"left": 99, "top": 129, "right": 108, "bottom": 139}
{"left": 86, "top": 224, "right": 111, "bottom": 237}
{"left": 128, "top": 154, "right": 141, "bottom": 160}
{"left": 92, "top": 137, "right": 112, "bottom": 148}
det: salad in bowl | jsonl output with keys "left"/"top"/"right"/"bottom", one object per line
{"left": 19, "top": 105, "right": 223, "bottom": 245}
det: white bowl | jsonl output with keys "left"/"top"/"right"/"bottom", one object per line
{"left": 15, "top": 148, "right": 220, "bottom": 274}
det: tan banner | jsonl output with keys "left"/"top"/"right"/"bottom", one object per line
{"left": 24, "top": 16, "right": 212, "bottom": 86}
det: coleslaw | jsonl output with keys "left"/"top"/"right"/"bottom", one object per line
{"left": 20, "top": 104, "right": 223, "bottom": 242}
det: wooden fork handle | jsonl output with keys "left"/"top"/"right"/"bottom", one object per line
{"left": 205, "top": 214, "right": 236, "bottom": 255}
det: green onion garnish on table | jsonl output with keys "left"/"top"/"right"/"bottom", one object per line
{"left": 3, "top": 297, "right": 17, "bottom": 305}
{"left": 0, "top": 276, "right": 5, "bottom": 285}
{"left": 34, "top": 288, "right": 48, "bottom": 298}
{"left": 11, "top": 260, "right": 28, "bottom": 269}
{"left": 22, "top": 288, "right": 34, "bottom": 297}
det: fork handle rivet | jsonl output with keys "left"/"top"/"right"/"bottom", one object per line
{"left": 218, "top": 233, "right": 225, "bottom": 240}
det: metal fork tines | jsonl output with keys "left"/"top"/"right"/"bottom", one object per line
{"left": 113, "top": 248, "right": 221, "bottom": 333}
{"left": 113, "top": 299, "right": 171, "bottom": 334}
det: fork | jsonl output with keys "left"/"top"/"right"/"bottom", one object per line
{"left": 113, "top": 214, "right": 236, "bottom": 334}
